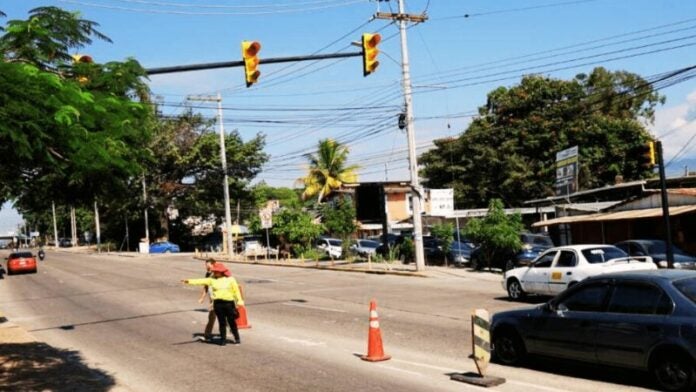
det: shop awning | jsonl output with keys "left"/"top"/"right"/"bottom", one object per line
{"left": 532, "top": 205, "right": 696, "bottom": 227}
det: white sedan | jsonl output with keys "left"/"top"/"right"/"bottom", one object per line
{"left": 502, "top": 244, "right": 657, "bottom": 300}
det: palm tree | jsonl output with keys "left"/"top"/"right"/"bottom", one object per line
{"left": 300, "top": 139, "right": 359, "bottom": 203}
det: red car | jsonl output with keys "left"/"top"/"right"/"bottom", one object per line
{"left": 6, "top": 252, "right": 38, "bottom": 275}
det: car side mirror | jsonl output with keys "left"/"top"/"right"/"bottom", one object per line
{"left": 556, "top": 303, "right": 568, "bottom": 317}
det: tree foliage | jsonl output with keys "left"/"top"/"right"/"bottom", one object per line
{"left": 430, "top": 222, "right": 454, "bottom": 262}
{"left": 300, "top": 138, "right": 358, "bottom": 203}
{"left": 420, "top": 68, "right": 665, "bottom": 208}
{"left": 271, "top": 208, "right": 322, "bottom": 257}
{"left": 321, "top": 197, "right": 356, "bottom": 256}
{"left": 0, "top": 6, "right": 152, "bottom": 210}
{"left": 464, "top": 199, "right": 524, "bottom": 270}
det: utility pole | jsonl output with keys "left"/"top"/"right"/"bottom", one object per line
{"left": 142, "top": 176, "right": 150, "bottom": 245}
{"left": 94, "top": 199, "right": 101, "bottom": 252}
{"left": 657, "top": 140, "right": 674, "bottom": 268}
{"left": 375, "top": 1, "right": 428, "bottom": 271}
{"left": 52, "top": 201, "right": 58, "bottom": 249}
{"left": 187, "top": 94, "right": 234, "bottom": 259}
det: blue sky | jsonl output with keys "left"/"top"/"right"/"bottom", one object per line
{"left": 3, "top": 0, "right": 696, "bottom": 227}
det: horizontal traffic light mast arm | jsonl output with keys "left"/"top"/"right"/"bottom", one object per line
{"left": 146, "top": 52, "right": 361, "bottom": 75}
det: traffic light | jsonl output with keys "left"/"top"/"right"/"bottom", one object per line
{"left": 637, "top": 140, "right": 657, "bottom": 169}
{"left": 241, "top": 41, "right": 261, "bottom": 87}
{"left": 361, "top": 33, "right": 381, "bottom": 77}
{"left": 71, "top": 54, "right": 94, "bottom": 84}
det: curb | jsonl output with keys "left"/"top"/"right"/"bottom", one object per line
{"left": 197, "top": 257, "right": 428, "bottom": 277}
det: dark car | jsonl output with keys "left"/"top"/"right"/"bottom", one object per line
{"left": 491, "top": 270, "right": 696, "bottom": 391}
{"left": 58, "top": 238, "right": 72, "bottom": 247}
{"left": 615, "top": 239, "right": 696, "bottom": 270}
{"left": 470, "top": 233, "right": 554, "bottom": 271}
{"left": 376, "top": 234, "right": 471, "bottom": 265}
{"left": 6, "top": 251, "right": 38, "bottom": 275}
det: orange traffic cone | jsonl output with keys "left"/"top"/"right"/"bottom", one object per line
{"left": 360, "top": 299, "right": 391, "bottom": 362}
{"left": 236, "top": 285, "right": 251, "bottom": 329}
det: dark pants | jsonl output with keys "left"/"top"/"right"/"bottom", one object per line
{"left": 213, "top": 300, "right": 240, "bottom": 344}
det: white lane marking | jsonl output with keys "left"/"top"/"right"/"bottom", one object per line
{"left": 376, "top": 364, "right": 423, "bottom": 377}
{"left": 278, "top": 336, "right": 326, "bottom": 347}
{"left": 392, "top": 358, "right": 460, "bottom": 373}
{"left": 393, "top": 359, "right": 570, "bottom": 392}
{"left": 508, "top": 380, "right": 570, "bottom": 392}
{"left": 282, "top": 302, "right": 347, "bottom": 313}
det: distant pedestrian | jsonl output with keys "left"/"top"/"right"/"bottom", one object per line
{"left": 182, "top": 263, "right": 242, "bottom": 346}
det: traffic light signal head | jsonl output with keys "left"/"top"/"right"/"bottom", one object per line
{"left": 362, "top": 33, "right": 381, "bottom": 77}
{"left": 638, "top": 140, "right": 657, "bottom": 169}
{"left": 241, "top": 40, "right": 261, "bottom": 87}
{"left": 71, "top": 54, "right": 94, "bottom": 84}
{"left": 72, "top": 54, "right": 93, "bottom": 64}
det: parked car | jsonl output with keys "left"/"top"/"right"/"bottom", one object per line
{"left": 471, "top": 233, "right": 555, "bottom": 271}
{"left": 350, "top": 239, "right": 381, "bottom": 258}
{"left": 492, "top": 270, "right": 696, "bottom": 391}
{"left": 502, "top": 244, "right": 657, "bottom": 300}
{"left": 449, "top": 238, "right": 476, "bottom": 266}
{"left": 149, "top": 241, "right": 180, "bottom": 254}
{"left": 316, "top": 237, "right": 343, "bottom": 259}
{"left": 5, "top": 251, "right": 38, "bottom": 275}
{"left": 615, "top": 239, "right": 696, "bottom": 269}
{"left": 58, "top": 238, "right": 72, "bottom": 247}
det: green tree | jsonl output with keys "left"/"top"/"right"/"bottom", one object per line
{"left": 321, "top": 197, "right": 356, "bottom": 255}
{"left": 145, "top": 109, "right": 268, "bottom": 241}
{"left": 420, "top": 68, "right": 665, "bottom": 208}
{"left": 271, "top": 208, "right": 322, "bottom": 257}
{"left": 465, "top": 199, "right": 523, "bottom": 271}
{"left": 300, "top": 139, "right": 358, "bottom": 203}
{"left": 1, "top": 7, "right": 153, "bottom": 243}
{"left": 430, "top": 222, "right": 454, "bottom": 264}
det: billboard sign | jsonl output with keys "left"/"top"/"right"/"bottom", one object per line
{"left": 429, "top": 189, "right": 454, "bottom": 216}
{"left": 555, "top": 146, "right": 579, "bottom": 196}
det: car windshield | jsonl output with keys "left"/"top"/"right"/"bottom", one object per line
{"left": 645, "top": 241, "right": 691, "bottom": 256}
{"left": 523, "top": 234, "right": 554, "bottom": 247}
{"left": 328, "top": 239, "right": 342, "bottom": 246}
{"left": 581, "top": 246, "right": 628, "bottom": 263}
{"left": 674, "top": 278, "right": 696, "bottom": 304}
{"left": 10, "top": 252, "right": 33, "bottom": 258}
{"left": 359, "top": 240, "right": 380, "bottom": 248}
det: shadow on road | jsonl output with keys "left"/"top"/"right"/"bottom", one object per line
{"left": 495, "top": 356, "right": 654, "bottom": 390}
{"left": 0, "top": 342, "right": 115, "bottom": 392}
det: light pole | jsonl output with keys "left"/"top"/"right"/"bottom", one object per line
{"left": 187, "top": 93, "right": 234, "bottom": 259}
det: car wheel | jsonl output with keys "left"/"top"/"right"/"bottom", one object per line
{"left": 507, "top": 279, "right": 525, "bottom": 300}
{"left": 652, "top": 351, "right": 696, "bottom": 391}
{"left": 471, "top": 256, "right": 482, "bottom": 271}
{"left": 493, "top": 328, "right": 526, "bottom": 366}
{"left": 165, "top": 249, "right": 171, "bottom": 254}
{"left": 504, "top": 260, "right": 515, "bottom": 271}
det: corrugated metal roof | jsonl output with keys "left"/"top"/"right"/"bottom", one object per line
{"left": 532, "top": 205, "right": 696, "bottom": 227}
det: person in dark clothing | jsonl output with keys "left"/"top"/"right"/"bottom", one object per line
{"left": 182, "top": 263, "right": 242, "bottom": 346}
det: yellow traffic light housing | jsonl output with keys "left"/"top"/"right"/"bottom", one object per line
{"left": 71, "top": 54, "right": 94, "bottom": 84}
{"left": 648, "top": 140, "right": 656, "bottom": 166}
{"left": 638, "top": 140, "right": 657, "bottom": 169}
{"left": 362, "top": 33, "right": 381, "bottom": 77}
{"left": 241, "top": 41, "right": 261, "bottom": 87}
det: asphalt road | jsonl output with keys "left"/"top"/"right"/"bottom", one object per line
{"left": 0, "top": 250, "right": 654, "bottom": 391}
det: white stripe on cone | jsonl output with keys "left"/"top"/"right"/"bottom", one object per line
{"left": 370, "top": 310, "right": 378, "bottom": 318}
{"left": 370, "top": 320, "right": 380, "bottom": 328}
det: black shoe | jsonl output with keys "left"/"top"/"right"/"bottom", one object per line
{"left": 219, "top": 341, "right": 226, "bottom": 346}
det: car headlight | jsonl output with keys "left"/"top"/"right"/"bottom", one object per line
{"left": 674, "top": 262, "right": 683, "bottom": 269}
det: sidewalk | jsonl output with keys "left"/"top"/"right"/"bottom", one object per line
{"left": 0, "top": 311, "right": 120, "bottom": 391}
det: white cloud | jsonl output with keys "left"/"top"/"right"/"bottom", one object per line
{"left": 652, "top": 90, "right": 696, "bottom": 161}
